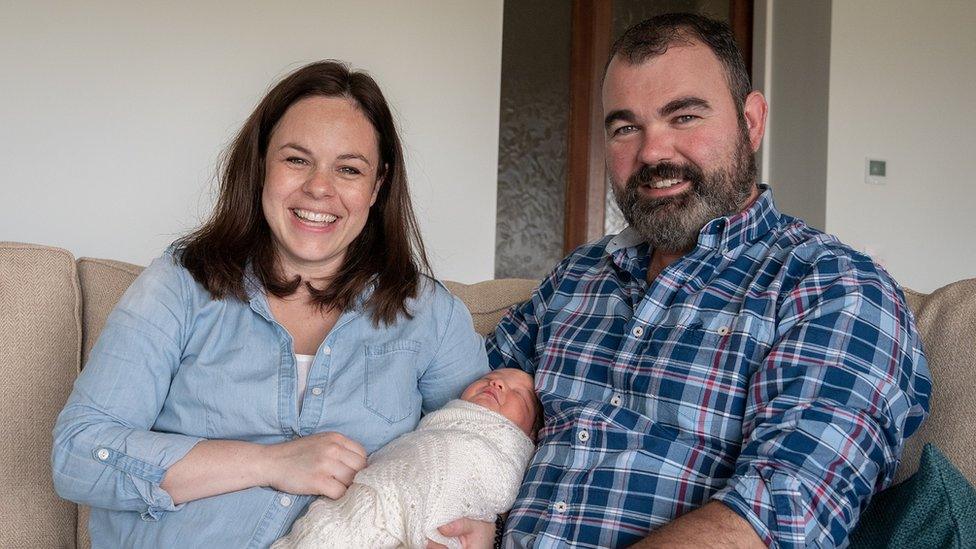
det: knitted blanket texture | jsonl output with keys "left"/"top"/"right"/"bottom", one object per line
{"left": 272, "top": 399, "right": 536, "bottom": 549}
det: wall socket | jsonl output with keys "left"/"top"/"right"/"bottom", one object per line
{"left": 865, "top": 158, "right": 887, "bottom": 185}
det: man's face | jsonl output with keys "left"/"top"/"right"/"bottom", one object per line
{"left": 602, "top": 42, "right": 766, "bottom": 253}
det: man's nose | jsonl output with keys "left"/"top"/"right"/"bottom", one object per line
{"left": 302, "top": 170, "right": 337, "bottom": 199}
{"left": 638, "top": 125, "right": 676, "bottom": 166}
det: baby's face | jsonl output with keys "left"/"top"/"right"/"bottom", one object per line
{"left": 461, "top": 368, "right": 541, "bottom": 437}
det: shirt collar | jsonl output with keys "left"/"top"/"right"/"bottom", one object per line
{"left": 605, "top": 184, "right": 781, "bottom": 257}
{"left": 705, "top": 184, "right": 780, "bottom": 254}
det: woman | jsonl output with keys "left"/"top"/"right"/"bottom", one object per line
{"left": 52, "top": 60, "right": 488, "bottom": 547}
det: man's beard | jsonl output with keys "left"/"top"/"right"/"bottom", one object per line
{"left": 611, "top": 130, "right": 758, "bottom": 253}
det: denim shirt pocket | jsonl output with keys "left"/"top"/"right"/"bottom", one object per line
{"left": 363, "top": 340, "right": 423, "bottom": 424}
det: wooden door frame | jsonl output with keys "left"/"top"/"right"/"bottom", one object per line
{"left": 563, "top": 0, "right": 754, "bottom": 253}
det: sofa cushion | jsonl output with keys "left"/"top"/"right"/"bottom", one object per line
{"left": 67, "top": 261, "right": 976, "bottom": 538}
{"left": 849, "top": 444, "right": 976, "bottom": 549}
{"left": 74, "top": 257, "right": 143, "bottom": 549}
{"left": 444, "top": 279, "right": 537, "bottom": 335}
{"left": 898, "top": 279, "right": 976, "bottom": 485}
{"left": 0, "top": 242, "right": 81, "bottom": 548}
{"left": 77, "top": 257, "right": 144, "bottom": 363}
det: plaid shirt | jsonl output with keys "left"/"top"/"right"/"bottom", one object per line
{"left": 488, "top": 188, "right": 930, "bottom": 548}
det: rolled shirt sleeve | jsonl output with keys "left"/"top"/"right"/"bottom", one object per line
{"left": 711, "top": 254, "right": 931, "bottom": 548}
{"left": 52, "top": 253, "right": 203, "bottom": 520}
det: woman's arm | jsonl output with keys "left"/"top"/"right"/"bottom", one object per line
{"left": 52, "top": 255, "right": 368, "bottom": 517}
{"left": 52, "top": 255, "right": 204, "bottom": 517}
{"left": 160, "top": 432, "right": 366, "bottom": 504}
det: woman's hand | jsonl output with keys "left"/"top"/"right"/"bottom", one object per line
{"left": 261, "top": 431, "right": 368, "bottom": 498}
{"left": 426, "top": 518, "right": 496, "bottom": 549}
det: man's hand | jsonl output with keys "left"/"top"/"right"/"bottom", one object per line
{"left": 629, "top": 501, "right": 766, "bottom": 548}
{"left": 425, "top": 517, "right": 496, "bottom": 549}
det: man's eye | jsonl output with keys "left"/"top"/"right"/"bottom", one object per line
{"left": 674, "top": 114, "right": 699, "bottom": 124}
{"left": 611, "top": 125, "right": 638, "bottom": 137}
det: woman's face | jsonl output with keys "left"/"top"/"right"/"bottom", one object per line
{"left": 262, "top": 95, "right": 381, "bottom": 280}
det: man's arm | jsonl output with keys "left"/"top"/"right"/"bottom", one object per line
{"left": 630, "top": 502, "right": 764, "bottom": 548}
{"left": 486, "top": 253, "right": 572, "bottom": 374}
{"left": 703, "top": 253, "right": 929, "bottom": 547}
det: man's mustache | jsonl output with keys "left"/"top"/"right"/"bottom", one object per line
{"left": 626, "top": 162, "right": 705, "bottom": 191}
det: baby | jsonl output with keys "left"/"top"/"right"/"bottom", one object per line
{"left": 273, "top": 368, "right": 542, "bottom": 549}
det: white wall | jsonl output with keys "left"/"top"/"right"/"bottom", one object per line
{"left": 826, "top": 1, "right": 976, "bottom": 292}
{"left": 758, "top": 1, "right": 976, "bottom": 293}
{"left": 0, "top": 0, "right": 503, "bottom": 283}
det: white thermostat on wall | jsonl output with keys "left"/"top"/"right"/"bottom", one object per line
{"left": 865, "top": 158, "right": 887, "bottom": 185}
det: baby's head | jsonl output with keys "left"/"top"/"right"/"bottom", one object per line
{"left": 461, "top": 368, "right": 543, "bottom": 439}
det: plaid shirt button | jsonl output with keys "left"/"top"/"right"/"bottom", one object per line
{"left": 610, "top": 394, "right": 622, "bottom": 406}
{"left": 632, "top": 326, "right": 644, "bottom": 337}
{"left": 577, "top": 430, "right": 589, "bottom": 442}
{"left": 554, "top": 501, "right": 567, "bottom": 513}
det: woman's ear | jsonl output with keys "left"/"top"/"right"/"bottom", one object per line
{"left": 370, "top": 164, "right": 388, "bottom": 207}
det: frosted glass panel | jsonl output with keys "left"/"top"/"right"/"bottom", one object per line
{"left": 494, "top": 0, "right": 571, "bottom": 279}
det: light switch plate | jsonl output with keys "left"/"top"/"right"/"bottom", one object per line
{"left": 865, "top": 158, "right": 887, "bottom": 185}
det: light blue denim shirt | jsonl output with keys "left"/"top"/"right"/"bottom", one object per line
{"left": 51, "top": 250, "right": 488, "bottom": 548}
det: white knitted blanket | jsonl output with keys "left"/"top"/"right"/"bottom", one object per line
{"left": 273, "top": 400, "right": 536, "bottom": 549}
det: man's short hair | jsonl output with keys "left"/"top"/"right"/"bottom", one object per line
{"left": 609, "top": 13, "right": 752, "bottom": 114}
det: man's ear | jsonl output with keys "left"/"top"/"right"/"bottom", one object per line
{"left": 742, "top": 91, "right": 768, "bottom": 152}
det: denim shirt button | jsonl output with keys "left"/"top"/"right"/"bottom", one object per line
{"left": 279, "top": 495, "right": 292, "bottom": 507}
{"left": 96, "top": 448, "right": 110, "bottom": 461}
{"left": 322, "top": 345, "right": 332, "bottom": 356}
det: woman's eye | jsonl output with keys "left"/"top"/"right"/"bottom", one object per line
{"left": 285, "top": 157, "right": 308, "bottom": 166}
{"left": 338, "top": 166, "right": 363, "bottom": 176}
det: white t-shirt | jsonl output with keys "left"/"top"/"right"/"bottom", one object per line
{"left": 295, "top": 354, "right": 315, "bottom": 412}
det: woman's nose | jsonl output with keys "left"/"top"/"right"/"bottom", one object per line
{"left": 302, "top": 171, "right": 336, "bottom": 199}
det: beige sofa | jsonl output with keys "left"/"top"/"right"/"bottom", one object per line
{"left": 2, "top": 241, "right": 974, "bottom": 548}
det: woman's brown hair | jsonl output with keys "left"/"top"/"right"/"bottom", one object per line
{"left": 176, "top": 60, "right": 431, "bottom": 325}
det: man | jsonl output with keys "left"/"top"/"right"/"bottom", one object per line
{"left": 439, "top": 13, "right": 930, "bottom": 549}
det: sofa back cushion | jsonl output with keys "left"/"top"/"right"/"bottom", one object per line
{"left": 897, "top": 279, "right": 976, "bottom": 485}
{"left": 77, "top": 258, "right": 145, "bottom": 363}
{"left": 73, "top": 257, "right": 143, "bottom": 549}
{"left": 73, "top": 258, "right": 976, "bottom": 515}
{"left": 0, "top": 242, "right": 81, "bottom": 548}
{"left": 443, "top": 279, "right": 537, "bottom": 335}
